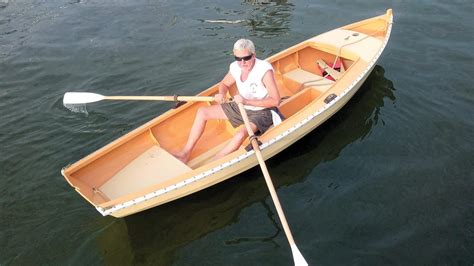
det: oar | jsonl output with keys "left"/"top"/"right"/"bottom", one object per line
{"left": 63, "top": 92, "right": 214, "bottom": 105}
{"left": 237, "top": 103, "right": 308, "bottom": 266}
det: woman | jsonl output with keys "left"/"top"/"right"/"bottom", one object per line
{"left": 173, "top": 39, "right": 282, "bottom": 163}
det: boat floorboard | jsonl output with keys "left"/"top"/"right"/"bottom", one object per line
{"left": 99, "top": 145, "right": 191, "bottom": 200}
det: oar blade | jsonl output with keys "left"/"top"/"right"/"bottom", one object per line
{"left": 63, "top": 92, "right": 105, "bottom": 105}
{"left": 291, "top": 244, "right": 308, "bottom": 266}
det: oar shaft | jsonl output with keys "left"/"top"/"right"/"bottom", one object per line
{"left": 104, "top": 95, "right": 214, "bottom": 102}
{"left": 238, "top": 103, "right": 308, "bottom": 265}
{"left": 252, "top": 137, "right": 297, "bottom": 244}
{"left": 237, "top": 103, "right": 296, "bottom": 246}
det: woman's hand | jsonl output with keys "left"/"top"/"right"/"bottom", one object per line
{"left": 233, "top": 95, "right": 246, "bottom": 105}
{"left": 214, "top": 93, "right": 225, "bottom": 104}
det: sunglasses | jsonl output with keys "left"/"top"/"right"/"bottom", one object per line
{"left": 234, "top": 54, "right": 253, "bottom": 62}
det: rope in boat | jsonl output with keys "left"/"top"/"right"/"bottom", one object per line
{"left": 331, "top": 22, "right": 392, "bottom": 69}
{"left": 296, "top": 23, "right": 391, "bottom": 91}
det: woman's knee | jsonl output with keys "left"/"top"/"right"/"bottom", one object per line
{"left": 234, "top": 129, "right": 248, "bottom": 141}
{"left": 196, "top": 106, "right": 211, "bottom": 120}
{"left": 196, "top": 105, "right": 224, "bottom": 121}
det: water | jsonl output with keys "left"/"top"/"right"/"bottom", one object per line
{"left": 1, "top": 0, "right": 473, "bottom": 265}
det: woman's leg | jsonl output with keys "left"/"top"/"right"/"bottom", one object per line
{"left": 174, "top": 104, "right": 227, "bottom": 163}
{"left": 213, "top": 122, "right": 257, "bottom": 160}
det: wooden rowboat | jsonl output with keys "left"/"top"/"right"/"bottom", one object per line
{"left": 62, "top": 10, "right": 393, "bottom": 218}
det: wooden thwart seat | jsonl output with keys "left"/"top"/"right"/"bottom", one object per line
{"left": 284, "top": 68, "right": 335, "bottom": 92}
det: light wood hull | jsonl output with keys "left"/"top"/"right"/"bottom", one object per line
{"left": 62, "top": 10, "right": 393, "bottom": 217}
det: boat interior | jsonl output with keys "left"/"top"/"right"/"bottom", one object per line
{"left": 62, "top": 10, "right": 392, "bottom": 209}
{"left": 165, "top": 44, "right": 357, "bottom": 168}
{"left": 64, "top": 43, "right": 359, "bottom": 205}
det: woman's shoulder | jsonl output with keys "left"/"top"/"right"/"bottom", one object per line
{"left": 255, "top": 58, "right": 273, "bottom": 71}
{"left": 229, "top": 61, "right": 239, "bottom": 70}
{"left": 229, "top": 61, "right": 240, "bottom": 76}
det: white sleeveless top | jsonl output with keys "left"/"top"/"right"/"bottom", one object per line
{"left": 229, "top": 58, "right": 273, "bottom": 111}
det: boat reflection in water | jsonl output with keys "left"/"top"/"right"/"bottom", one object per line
{"left": 95, "top": 65, "right": 395, "bottom": 265}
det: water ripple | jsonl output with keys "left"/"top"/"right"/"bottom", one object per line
{"left": 1, "top": 1, "right": 474, "bottom": 265}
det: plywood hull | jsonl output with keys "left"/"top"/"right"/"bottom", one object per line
{"left": 62, "top": 10, "right": 393, "bottom": 217}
